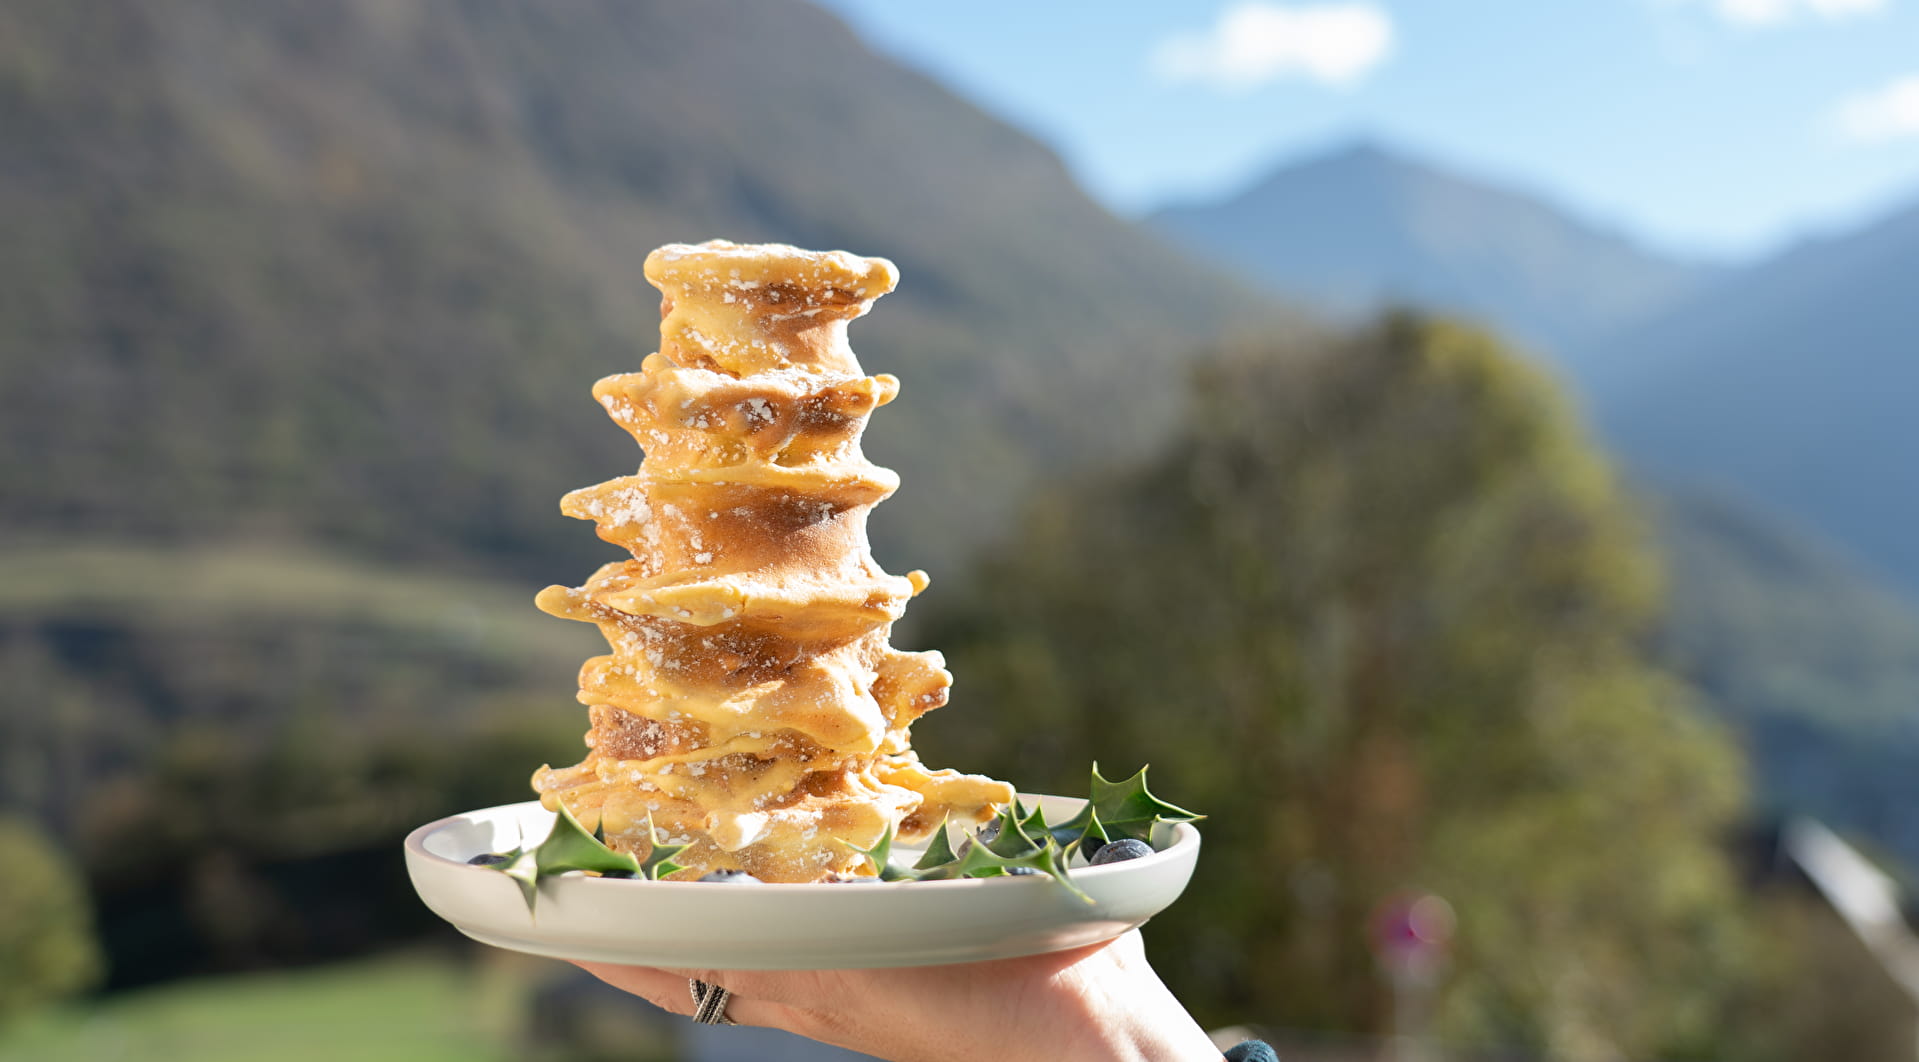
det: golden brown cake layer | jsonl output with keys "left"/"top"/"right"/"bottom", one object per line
{"left": 532, "top": 241, "right": 1011, "bottom": 881}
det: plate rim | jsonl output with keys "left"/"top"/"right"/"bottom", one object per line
{"left": 404, "top": 793, "right": 1201, "bottom": 967}
{"left": 403, "top": 793, "right": 1197, "bottom": 887}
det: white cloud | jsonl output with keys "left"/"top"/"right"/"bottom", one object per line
{"left": 1835, "top": 74, "right": 1919, "bottom": 142}
{"left": 1150, "top": 2, "right": 1395, "bottom": 92}
{"left": 1690, "top": 0, "right": 1887, "bottom": 27}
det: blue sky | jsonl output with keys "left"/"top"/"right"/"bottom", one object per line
{"left": 811, "top": 0, "right": 1919, "bottom": 261}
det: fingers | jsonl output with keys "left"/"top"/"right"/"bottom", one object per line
{"left": 569, "top": 961, "right": 786, "bottom": 1030}
{"left": 571, "top": 962, "right": 695, "bottom": 1015}
{"left": 649, "top": 964, "right": 811, "bottom": 1006}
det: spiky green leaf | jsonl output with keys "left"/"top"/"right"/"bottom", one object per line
{"left": 913, "top": 816, "right": 961, "bottom": 871}
{"left": 1088, "top": 764, "right": 1203, "bottom": 843}
{"left": 637, "top": 814, "right": 692, "bottom": 881}
{"left": 895, "top": 810, "right": 1092, "bottom": 903}
{"left": 497, "top": 846, "right": 540, "bottom": 911}
{"left": 536, "top": 802, "right": 645, "bottom": 877}
{"left": 848, "top": 825, "right": 916, "bottom": 881}
{"left": 1017, "top": 801, "right": 1049, "bottom": 840}
{"left": 480, "top": 803, "right": 657, "bottom": 910}
{"left": 953, "top": 836, "right": 1091, "bottom": 904}
{"left": 984, "top": 801, "right": 1047, "bottom": 858}
{"left": 1048, "top": 803, "right": 1110, "bottom": 855}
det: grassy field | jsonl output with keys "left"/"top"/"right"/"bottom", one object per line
{"left": 0, "top": 952, "right": 523, "bottom": 1062}
{"left": 0, "top": 540, "right": 596, "bottom": 665}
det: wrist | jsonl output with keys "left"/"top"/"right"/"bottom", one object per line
{"left": 1111, "top": 981, "right": 1227, "bottom": 1062}
{"left": 1061, "top": 940, "right": 1224, "bottom": 1062}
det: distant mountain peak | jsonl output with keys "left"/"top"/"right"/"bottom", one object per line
{"left": 1318, "top": 136, "right": 1399, "bottom": 165}
{"left": 1148, "top": 139, "right": 1712, "bottom": 364}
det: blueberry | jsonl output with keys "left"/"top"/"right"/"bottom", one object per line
{"left": 698, "top": 869, "right": 764, "bottom": 884}
{"left": 1004, "top": 867, "right": 1043, "bottom": 876}
{"left": 599, "top": 868, "right": 637, "bottom": 879}
{"left": 1078, "top": 838, "right": 1108, "bottom": 863}
{"left": 1088, "top": 839, "right": 1155, "bottom": 866}
{"left": 467, "top": 853, "right": 511, "bottom": 868}
{"left": 956, "top": 820, "right": 1002, "bottom": 859}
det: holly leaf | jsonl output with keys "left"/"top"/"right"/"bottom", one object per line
{"left": 848, "top": 825, "right": 916, "bottom": 881}
{"left": 896, "top": 809, "right": 1092, "bottom": 902}
{"left": 1015, "top": 799, "right": 1048, "bottom": 837}
{"left": 495, "top": 846, "right": 540, "bottom": 911}
{"left": 638, "top": 813, "right": 691, "bottom": 881}
{"left": 1048, "top": 803, "right": 1110, "bottom": 855}
{"left": 950, "top": 836, "right": 1092, "bottom": 905}
{"left": 535, "top": 802, "right": 645, "bottom": 877}
{"left": 984, "top": 801, "right": 1048, "bottom": 859}
{"left": 913, "top": 816, "right": 961, "bottom": 872}
{"left": 1088, "top": 764, "right": 1203, "bottom": 843}
{"left": 480, "top": 802, "right": 644, "bottom": 914}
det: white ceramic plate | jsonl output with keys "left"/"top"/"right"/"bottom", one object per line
{"left": 404, "top": 794, "right": 1199, "bottom": 969}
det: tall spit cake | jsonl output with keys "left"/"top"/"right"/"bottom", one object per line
{"left": 531, "top": 240, "right": 1014, "bottom": 882}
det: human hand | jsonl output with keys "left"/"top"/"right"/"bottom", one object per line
{"left": 572, "top": 928, "right": 1223, "bottom": 1062}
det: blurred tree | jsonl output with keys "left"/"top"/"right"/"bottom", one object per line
{"left": 922, "top": 313, "right": 1757, "bottom": 1060}
{"left": 0, "top": 816, "right": 104, "bottom": 1021}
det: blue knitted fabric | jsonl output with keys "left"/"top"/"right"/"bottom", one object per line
{"left": 1223, "top": 1041, "right": 1279, "bottom": 1062}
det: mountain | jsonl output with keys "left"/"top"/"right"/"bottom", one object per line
{"left": 1592, "top": 197, "right": 1919, "bottom": 595}
{"left": 0, "top": 0, "right": 1272, "bottom": 583}
{"left": 1651, "top": 488, "right": 1919, "bottom": 863}
{"left": 1148, "top": 141, "right": 1713, "bottom": 367}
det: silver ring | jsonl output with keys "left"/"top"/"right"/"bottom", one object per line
{"left": 688, "top": 979, "right": 738, "bottom": 1025}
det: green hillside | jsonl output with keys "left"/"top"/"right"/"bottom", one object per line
{"left": 1650, "top": 490, "right": 1919, "bottom": 861}
{"left": 0, "top": 542, "right": 587, "bottom": 659}
{"left": 0, "top": 0, "right": 1270, "bottom": 581}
